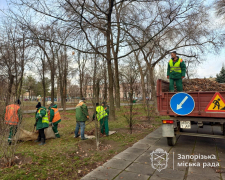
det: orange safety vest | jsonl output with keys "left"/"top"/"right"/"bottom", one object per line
{"left": 5, "top": 104, "right": 20, "bottom": 125}
{"left": 48, "top": 108, "right": 61, "bottom": 123}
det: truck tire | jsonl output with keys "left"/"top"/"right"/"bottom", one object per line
{"left": 167, "top": 136, "right": 176, "bottom": 146}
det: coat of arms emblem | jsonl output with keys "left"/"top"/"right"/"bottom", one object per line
{"left": 150, "top": 148, "right": 169, "bottom": 172}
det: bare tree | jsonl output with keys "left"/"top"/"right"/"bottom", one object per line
{"left": 120, "top": 56, "right": 139, "bottom": 133}
{"left": 0, "top": 20, "right": 30, "bottom": 105}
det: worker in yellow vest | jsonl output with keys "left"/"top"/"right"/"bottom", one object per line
{"left": 34, "top": 102, "right": 49, "bottom": 145}
{"left": 93, "top": 103, "right": 109, "bottom": 136}
{"left": 47, "top": 101, "right": 61, "bottom": 138}
{"left": 167, "top": 51, "right": 186, "bottom": 92}
{"left": 4, "top": 99, "right": 22, "bottom": 145}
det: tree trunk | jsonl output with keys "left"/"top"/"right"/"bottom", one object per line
{"left": 6, "top": 74, "right": 14, "bottom": 106}
{"left": 51, "top": 70, "right": 55, "bottom": 104}
{"left": 96, "top": 79, "right": 100, "bottom": 104}
{"left": 106, "top": 0, "right": 115, "bottom": 120}
{"left": 93, "top": 57, "right": 100, "bottom": 150}
{"left": 148, "top": 66, "right": 158, "bottom": 114}
{"left": 63, "top": 48, "right": 68, "bottom": 111}
{"left": 140, "top": 74, "right": 146, "bottom": 104}
{"left": 103, "top": 60, "right": 107, "bottom": 102}
{"left": 18, "top": 33, "right": 25, "bottom": 100}
{"left": 42, "top": 57, "right": 46, "bottom": 107}
{"left": 114, "top": 58, "right": 120, "bottom": 108}
{"left": 129, "top": 80, "right": 134, "bottom": 134}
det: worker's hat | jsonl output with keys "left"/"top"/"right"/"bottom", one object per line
{"left": 47, "top": 101, "right": 52, "bottom": 105}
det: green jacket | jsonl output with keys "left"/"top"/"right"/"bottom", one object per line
{"left": 167, "top": 56, "right": 186, "bottom": 79}
{"left": 75, "top": 102, "right": 89, "bottom": 122}
{"left": 35, "top": 106, "right": 49, "bottom": 130}
{"left": 104, "top": 105, "right": 109, "bottom": 115}
{"left": 48, "top": 104, "right": 61, "bottom": 124}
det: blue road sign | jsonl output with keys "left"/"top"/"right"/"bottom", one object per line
{"left": 170, "top": 92, "right": 195, "bottom": 116}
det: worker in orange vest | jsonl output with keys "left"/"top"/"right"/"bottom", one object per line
{"left": 4, "top": 99, "right": 22, "bottom": 145}
{"left": 47, "top": 101, "right": 61, "bottom": 138}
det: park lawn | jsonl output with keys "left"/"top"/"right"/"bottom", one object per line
{"left": 0, "top": 105, "right": 166, "bottom": 180}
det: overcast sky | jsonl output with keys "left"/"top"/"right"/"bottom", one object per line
{"left": 0, "top": 0, "right": 224, "bottom": 79}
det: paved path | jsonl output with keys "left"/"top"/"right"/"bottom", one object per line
{"left": 81, "top": 125, "right": 225, "bottom": 180}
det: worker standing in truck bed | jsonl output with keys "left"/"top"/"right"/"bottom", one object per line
{"left": 167, "top": 51, "right": 186, "bottom": 92}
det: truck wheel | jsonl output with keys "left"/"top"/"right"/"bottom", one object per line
{"left": 167, "top": 136, "right": 176, "bottom": 146}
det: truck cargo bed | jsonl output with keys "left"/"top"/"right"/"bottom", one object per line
{"left": 157, "top": 79, "right": 225, "bottom": 118}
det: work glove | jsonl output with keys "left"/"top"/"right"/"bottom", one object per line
{"left": 49, "top": 122, "right": 52, "bottom": 126}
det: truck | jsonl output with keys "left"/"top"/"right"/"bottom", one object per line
{"left": 157, "top": 79, "right": 225, "bottom": 146}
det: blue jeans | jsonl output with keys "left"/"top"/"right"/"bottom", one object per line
{"left": 75, "top": 121, "right": 85, "bottom": 139}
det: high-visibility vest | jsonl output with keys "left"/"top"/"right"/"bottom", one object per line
{"left": 169, "top": 58, "right": 183, "bottom": 73}
{"left": 38, "top": 108, "right": 49, "bottom": 124}
{"left": 51, "top": 108, "right": 61, "bottom": 123}
{"left": 5, "top": 104, "right": 20, "bottom": 125}
{"left": 96, "top": 106, "right": 108, "bottom": 121}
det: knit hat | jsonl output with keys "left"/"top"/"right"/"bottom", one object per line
{"left": 101, "top": 102, "right": 106, "bottom": 106}
{"left": 171, "top": 51, "right": 176, "bottom": 54}
{"left": 81, "top": 97, "right": 86, "bottom": 101}
{"left": 47, "top": 101, "right": 52, "bottom": 106}
{"left": 96, "top": 103, "right": 99, "bottom": 106}
{"left": 16, "top": 99, "right": 21, "bottom": 105}
{"left": 36, "top": 102, "right": 41, "bottom": 108}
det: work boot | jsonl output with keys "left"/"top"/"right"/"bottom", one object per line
{"left": 35, "top": 137, "right": 41, "bottom": 142}
{"left": 74, "top": 134, "right": 80, "bottom": 138}
{"left": 55, "top": 133, "right": 60, "bottom": 138}
{"left": 39, "top": 138, "right": 45, "bottom": 145}
{"left": 81, "top": 137, "right": 88, "bottom": 140}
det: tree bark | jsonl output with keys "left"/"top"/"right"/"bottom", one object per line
{"left": 148, "top": 65, "right": 158, "bottom": 114}
{"left": 106, "top": 0, "right": 115, "bottom": 120}
{"left": 51, "top": 70, "right": 55, "bottom": 104}
{"left": 6, "top": 74, "right": 14, "bottom": 106}
{"left": 114, "top": 58, "right": 120, "bottom": 108}
{"left": 96, "top": 79, "right": 100, "bottom": 104}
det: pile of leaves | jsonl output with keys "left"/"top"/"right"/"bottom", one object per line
{"left": 176, "top": 78, "right": 225, "bottom": 92}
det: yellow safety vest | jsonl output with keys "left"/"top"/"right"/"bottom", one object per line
{"left": 38, "top": 108, "right": 49, "bottom": 124}
{"left": 169, "top": 58, "right": 182, "bottom": 73}
{"left": 96, "top": 106, "right": 108, "bottom": 121}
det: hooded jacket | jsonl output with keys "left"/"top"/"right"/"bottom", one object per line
{"left": 35, "top": 106, "right": 49, "bottom": 130}
{"left": 48, "top": 104, "right": 61, "bottom": 124}
{"left": 75, "top": 101, "right": 89, "bottom": 122}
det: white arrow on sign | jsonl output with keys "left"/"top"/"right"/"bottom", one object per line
{"left": 177, "top": 96, "right": 188, "bottom": 110}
